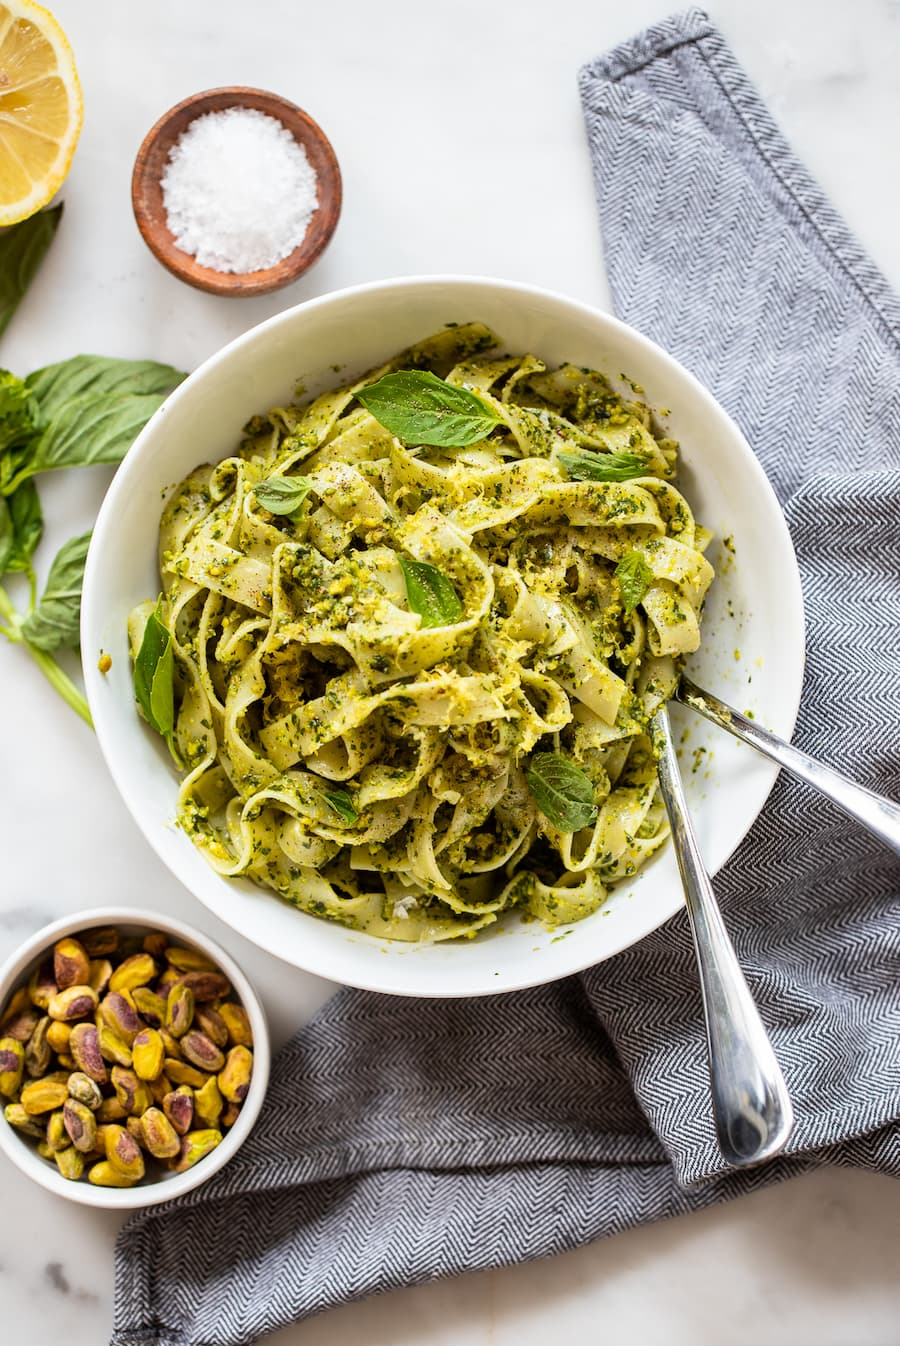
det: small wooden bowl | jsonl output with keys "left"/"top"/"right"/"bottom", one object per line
{"left": 132, "top": 87, "right": 342, "bottom": 297}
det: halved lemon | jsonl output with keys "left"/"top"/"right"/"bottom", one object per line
{"left": 0, "top": 0, "right": 82, "bottom": 225}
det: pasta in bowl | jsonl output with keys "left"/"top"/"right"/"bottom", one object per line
{"left": 82, "top": 276, "right": 804, "bottom": 995}
{"left": 128, "top": 325, "right": 714, "bottom": 942}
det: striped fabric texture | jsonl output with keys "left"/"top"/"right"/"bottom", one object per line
{"left": 112, "top": 12, "right": 900, "bottom": 1344}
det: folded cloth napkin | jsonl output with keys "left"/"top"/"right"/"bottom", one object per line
{"left": 112, "top": 11, "right": 900, "bottom": 1344}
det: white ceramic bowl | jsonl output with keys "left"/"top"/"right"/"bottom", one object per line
{"left": 82, "top": 277, "right": 805, "bottom": 997}
{"left": 0, "top": 907, "right": 270, "bottom": 1207}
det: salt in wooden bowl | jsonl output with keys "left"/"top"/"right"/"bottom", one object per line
{"left": 132, "top": 87, "right": 342, "bottom": 297}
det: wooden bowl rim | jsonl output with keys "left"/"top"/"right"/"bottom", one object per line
{"left": 131, "top": 86, "right": 342, "bottom": 297}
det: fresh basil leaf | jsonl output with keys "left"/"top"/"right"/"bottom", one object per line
{"left": 149, "top": 639, "right": 176, "bottom": 739}
{"left": 25, "top": 355, "right": 185, "bottom": 421}
{"left": 254, "top": 475, "right": 312, "bottom": 516}
{"left": 399, "top": 556, "right": 463, "bottom": 628}
{"left": 20, "top": 531, "right": 91, "bottom": 650}
{"left": 357, "top": 369, "right": 501, "bottom": 447}
{"left": 321, "top": 789, "right": 359, "bottom": 826}
{"left": 0, "top": 496, "right": 12, "bottom": 573}
{"left": 615, "top": 550, "right": 653, "bottom": 615}
{"left": 0, "top": 370, "right": 37, "bottom": 453}
{"left": 525, "top": 753, "right": 598, "bottom": 832}
{"left": 0, "top": 204, "right": 63, "bottom": 341}
{"left": 4, "top": 480, "right": 43, "bottom": 573}
{"left": 557, "top": 448, "right": 647, "bottom": 482}
{"left": 10, "top": 391, "right": 168, "bottom": 487}
{"left": 133, "top": 600, "right": 181, "bottom": 762}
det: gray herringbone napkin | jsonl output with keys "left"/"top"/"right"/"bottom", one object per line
{"left": 112, "top": 11, "right": 900, "bottom": 1344}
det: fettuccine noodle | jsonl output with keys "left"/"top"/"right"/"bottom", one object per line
{"left": 130, "top": 325, "right": 714, "bottom": 941}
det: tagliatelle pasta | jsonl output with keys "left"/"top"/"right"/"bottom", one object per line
{"left": 129, "top": 324, "right": 714, "bottom": 942}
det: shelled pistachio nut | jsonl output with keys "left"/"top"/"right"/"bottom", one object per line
{"left": 96, "top": 1095, "right": 127, "bottom": 1123}
{"left": 48, "top": 984, "right": 98, "bottom": 1022}
{"left": 63, "top": 1099, "right": 98, "bottom": 1153}
{"left": 110, "top": 1066, "right": 152, "bottom": 1115}
{"left": 28, "top": 960, "right": 57, "bottom": 1010}
{"left": 132, "top": 987, "right": 166, "bottom": 1029}
{"left": 5, "top": 1102, "right": 44, "bottom": 1137}
{"left": 98, "top": 1024, "right": 132, "bottom": 1067}
{"left": 218, "top": 1045, "right": 253, "bottom": 1103}
{"left": 88, "top": 1160, "right": 136, "bottom": 1188}
{"left": 219, "top": 1002, "right": 253, "bottom": 1048}
{"left": 109, "top": 954, "right": 157, "bottom": 995}
{"left": 55, "top": 1145, "right": 85, "bottom": 1181}
{"left": 24, "top": 1016, "right": 52, "bottom": 1078}
{"left": 54, "top": 938, "right": 90, "bottom": 991}
{"left": 68, "top": 1071, "right": 104, "bottom": 1109}
{"left": 165, "top": 945, "right": 217, "bottom": 974}
{"left": 195, "top": 1005, "right": 229, "bottom": 1048}
{"left": 46, "top": 1020, "right": 72, "bottom": 1054}
{"left": 98, "top": 992, "right": 141, "bottom": 1043}
{"left": 221, "top": 1101, "right": 240, "bottom": 1128}
{"left": 87, "top": 958, "right": 113, "bottom": 995}
{"left": 104, "top": 1123, "right": 145, "bottom": 1180}
{"left": 2, "top": 1005, "right": 40, "bottom": 1042}
{"left": 140, "top": 1107, "right": 180, "bottom": 1159}
{"left": 150, "top": 1071, "right": 173, "bottom": 1106}
{"left": 181, "top": 1030, "right": 224, "bottom": 1074}
{"left": 20, "top": 1077, "right": 69, "bottom": 1114}
{"left": 81, "top": 927, "right": 120, "bottom": 958}
{"left": 193, "top": 1075, "right": 223, "bottom": 1128}
{"left": 0, "top": 1036, "right": 25, "bottom": 1096}
{"left": 163, "top": 1085, "right": 193, "bottom": 1135}
{"left": 176, "top": 971, "right": 230, "bottom": 1003}
{"left": 164, "top": 984, "right": 194, "bottom": 1039}
{"left": 174, "top": 1128, "right": 222, "bottom": 1172}
{"left": 132, "top": 1028, "right": 165, "bottom": 1082}
{"left": 143, "top": 931, "right": 168, "bottom": 959}
{"left": 45, "top": 1109, "right": 69, "bottom": 1151}
{"left": 164, "top": 1058, "right": 207, "bottom": 1089}
{"left": 0, "top": 986, "right": 30, "bottom": 1028}
{"left": 69, "top": 1022, "right": 108, "bottom": 1084}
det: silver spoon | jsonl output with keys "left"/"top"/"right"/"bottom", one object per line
{"left": 651, "top": 705, "right": 795, "bottom": 1167}
{"left": 675, "top": 676, "right": 900, "bottom": 857}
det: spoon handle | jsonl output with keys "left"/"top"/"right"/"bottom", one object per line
{"left": 678, "top": 676, "right": 900, "bottom": 858}
{"left": 652, "top": 706, "right": 794, "bottom": 1168}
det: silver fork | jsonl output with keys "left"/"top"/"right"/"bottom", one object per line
{"left": 651, "top": 705, "right": 794, "bottom": 1168}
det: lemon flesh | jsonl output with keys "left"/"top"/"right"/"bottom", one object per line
{"left": 0, "top": 0, "right": 82, "bottom": 225}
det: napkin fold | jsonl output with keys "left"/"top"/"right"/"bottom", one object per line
{"left": 112, "top": 11, "right": 900, "bottom": 1344}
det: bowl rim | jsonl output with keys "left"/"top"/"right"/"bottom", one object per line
{"left": 0, "top": 906, "right": 270, "bottom": 1208}
{"left": 81, "top": 274, "right": 806, "bottom": 995}
{"left": 131, "top": 85, "right": 343, "bottom": 296}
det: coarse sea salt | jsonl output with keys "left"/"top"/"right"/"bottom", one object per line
{"left": 161, "top": 107, "right": 319, "bottom": 274}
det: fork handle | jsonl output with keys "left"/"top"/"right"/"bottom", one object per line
{"left": 653, "top": 707, "right": 794, "bottom": 1168}
{"left": 678, "top": 677, "right": 900, "bottom": 858}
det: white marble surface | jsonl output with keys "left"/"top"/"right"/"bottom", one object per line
{"left": 1, "top": 1, "right": 898, "bottom": 1342}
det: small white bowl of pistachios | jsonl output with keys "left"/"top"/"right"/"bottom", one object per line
{"left": 0, "top": 907, "right": 270, "bottom": 1207}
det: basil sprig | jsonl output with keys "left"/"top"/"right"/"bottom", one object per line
{"left": 321, "top": 789, "right": 359, "bottom": 826}
{"left": 357, "top": 370, "right": 501, "bottom": 447}
{"left": 558, "top": 448, "right": 647, "bottom": 482}
{"left": 0, "top": 205, "right": 62, "bottom": 340}
{"left": 20, "top": 532, "right": 91, "bottom": 651}
{"left": 254, "top": 475, "right": 312, "bottom": 517}
{"left": 525, "top": 753, "right": 598, "bottom": 832}
{"left": 399, "top": 557, "right": 463, "bottom": 628}
{"left": 0, "top": 221, "right": 185, "bottom": 728}
{"left": 133, "top": 599, "right": 181, "bottom": 764}
{"left": 615, "top": 551, "right": 653, "bottom": 615}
